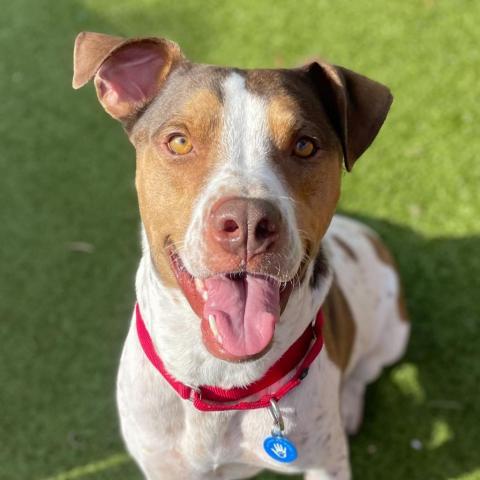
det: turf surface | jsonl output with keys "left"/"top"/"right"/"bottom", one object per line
{"left": 1, "top": 0, "right": 479, "bottom": 479}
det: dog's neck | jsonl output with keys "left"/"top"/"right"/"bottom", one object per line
{"left": 135, "top": 227, "right": 333, "bottom": 389}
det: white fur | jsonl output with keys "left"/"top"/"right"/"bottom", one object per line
{"left": 116, "top": 74, "right": 410, "bottom": 479}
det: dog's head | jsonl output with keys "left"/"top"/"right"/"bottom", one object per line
{"left": 73, "top": 32, "right": 392, "bottom": 363}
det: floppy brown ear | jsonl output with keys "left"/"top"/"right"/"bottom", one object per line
{"left": 307, "top": 61, "right": 393, "bottom": 171}
{"left": 73, "top": 32, "right": 183, "bottom": 121}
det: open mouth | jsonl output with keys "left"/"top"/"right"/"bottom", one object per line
{"left": 168, "top": 247, "right": 294, "bottom": 362}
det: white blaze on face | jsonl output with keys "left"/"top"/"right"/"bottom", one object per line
{"left": 222, "top": 73, "right": 270, "bottom": 189}
{"left": 182, "top": 72, "right": 303, "bottom": 278}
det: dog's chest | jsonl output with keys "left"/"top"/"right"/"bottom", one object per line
{"left": 119, "top": 373, "right": 264, "bottom": 477}
{"left": 118, "top": 331, "right": 343, "bottom": 478}
{"left": 180, "top": 409, "right": 246, "bottom": 469}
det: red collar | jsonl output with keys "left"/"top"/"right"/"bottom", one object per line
{"left": 135, "top": 303, "right": 324, "bottom": 412}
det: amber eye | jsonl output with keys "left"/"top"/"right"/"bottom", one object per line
{"left": 167, "top": 134, "right": 193, "bottom": 155}
{"left": 293, "top": 137, "right": 316, "bottom": 158}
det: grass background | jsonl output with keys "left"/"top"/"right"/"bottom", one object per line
{"left": 1, "top": 0, "right": 479, "bottom": 479}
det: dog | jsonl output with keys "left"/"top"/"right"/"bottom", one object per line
{"left": 73, "top": 32, "right": 410, "bottom": 480}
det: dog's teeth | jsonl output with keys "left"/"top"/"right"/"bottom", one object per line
{"left": 194, "top": 278, "right": 207, "bottom": 299}
{"left": 208, "top": 314, "right": 221, "bottom": 343}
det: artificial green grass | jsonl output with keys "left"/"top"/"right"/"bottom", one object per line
{"left": 1, "top": 0, "right": 479, "bottom": 479}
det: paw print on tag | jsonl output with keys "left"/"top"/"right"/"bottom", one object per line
{"left": 263, "top": 435, "right": 298, "bottom": 463}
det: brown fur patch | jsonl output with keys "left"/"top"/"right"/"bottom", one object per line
{"left": 366, "top": 232, "right": 395, "bottom": 265}
{"left": 332, "top": 234, "right": 357, "bottom": 261}
{"left": 267, "top": 95, "right": 300, "bottom": 149}
{"left": 397, "top": 286, "right": 410, "bottom": 322}
{"left": 135, "top": 88, "right": 223, "bottom": 286}
{"left": 366, "top": 232, "right": 410, "bottom": 323}
{"left": 250, "top": 71, "right": 344, "bottom": 270}
{"left": 323, "top": 278, "right": 356, "bottom": 372}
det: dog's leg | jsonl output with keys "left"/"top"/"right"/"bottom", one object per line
{"left": 340, "top": 375, "right": 366, "bottom": 436}
{"left": 340, "top": 307, "right": 410, "bottom": 435}
{"left": 304, "top": 421, "right": 351, "bottom": 480}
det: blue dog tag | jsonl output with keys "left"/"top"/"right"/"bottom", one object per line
{"left": 263, "top": 434, "right": 298, "bottom": 463}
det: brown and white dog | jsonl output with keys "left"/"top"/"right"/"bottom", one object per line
{"left": 73, "top": 32, "right": 410, "bottom": 479}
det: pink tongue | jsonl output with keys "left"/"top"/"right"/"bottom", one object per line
{"left": 203, "top": 274, "right": 280, "bottom": 357}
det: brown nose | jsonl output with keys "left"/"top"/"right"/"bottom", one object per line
{"left": 209, "top": 197, "right": 282, "bottom": 259}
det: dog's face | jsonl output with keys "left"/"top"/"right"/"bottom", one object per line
{"left": 73, "top": 32, "right": 392, "bottom": 363}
